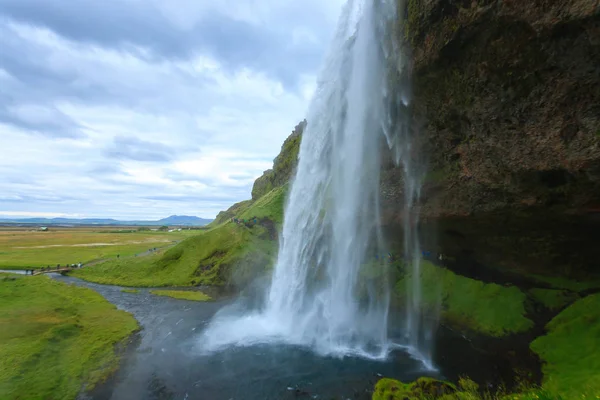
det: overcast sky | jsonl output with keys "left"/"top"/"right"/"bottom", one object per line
{"left": 0, "top": 0, "right": 343, "bottom": 220}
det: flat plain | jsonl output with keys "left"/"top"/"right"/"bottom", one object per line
{"left": 0, "top": 226, "right": 200, "bottom": 269}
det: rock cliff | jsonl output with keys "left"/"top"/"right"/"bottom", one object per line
{"left": 380, "top": 0, "right": 600, "bottom": 280}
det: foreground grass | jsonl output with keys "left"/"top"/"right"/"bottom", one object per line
{"left": 530, "top": 293, "right": 600, "bottom": 398}
{"left": 372, "top": 377, "right": 560, "bottom": 400}
{"left": 375, "top": 292, "right": 600, "bottom": 400}
{"left": 150, "top": 289, "right": 211, "bottom": 302}
{"left": 0, "top": 274, "right": 138, "bottom": 400}
{"left": 0, "top": 229, "right": 194, "bottom": 269}
{"left": 72, "top": 186, "right": 286, "bottom": 288}
{"left": 395, "top": 261, "right": 533, "bottom": 336}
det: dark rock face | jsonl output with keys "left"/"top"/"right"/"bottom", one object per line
{"left": 381, "top": 0, "right": 600, "bottom": 279}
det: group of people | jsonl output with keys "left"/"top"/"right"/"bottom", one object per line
{"left": 231, "top": 217, "right": 258, "bottom": 225}
{"left": 25, "top": 262, "right": 83, "bottom": 275}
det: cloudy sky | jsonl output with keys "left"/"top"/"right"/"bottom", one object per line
{"left": 0, "top": 0, "right": 343, "bottom": 220}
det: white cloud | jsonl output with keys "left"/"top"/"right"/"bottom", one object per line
{"left": 0, "top": 0, "right": 343, "bottom": 219}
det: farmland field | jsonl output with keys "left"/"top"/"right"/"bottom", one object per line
{"left": 0, "top": 226, "right": 201, "bottom": 269}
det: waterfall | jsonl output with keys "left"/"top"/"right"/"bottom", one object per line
{"left": 201, "top": 0, "right": 434, "bottom": 367}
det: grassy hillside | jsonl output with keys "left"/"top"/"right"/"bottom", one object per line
{"left": 0, "top": 274, "right": 138, "bottom": 400}
{"left": 73, "top": 186, "right": 287, "bottom": 288}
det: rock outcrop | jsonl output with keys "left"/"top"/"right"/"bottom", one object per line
{"left": 251, "top": 120, "right": 305, "bottom": 200}
{"left": 380, "top": 0, "right": 600, "bottom": 280}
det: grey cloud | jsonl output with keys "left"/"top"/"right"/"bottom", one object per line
{"left": 104, "top": 136, "right": 175, "bottom": 162}
{"left": 86, "top": 163, "right": 126, "bottom": 176}
{"left": 0, "top": 99, "right": 84, "bottom": 138}
{"left": 0, "top": 0, "right": 330, "bottom": 89}
{"left": 0, "top": 193, "right": 79, "bottom": 203}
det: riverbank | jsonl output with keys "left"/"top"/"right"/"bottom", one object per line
{"left": 0, "top": 273, "right": 139, "bottom": 399}
{"left": 37, "top": 275, "right": 539, "bottom": 400}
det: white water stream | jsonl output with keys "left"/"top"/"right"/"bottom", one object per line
{"left": 201, "top": 0, "right": 434, "bottom": 368}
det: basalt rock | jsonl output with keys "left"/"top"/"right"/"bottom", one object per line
{"left": 381, "top": 0, "right": 600, "bottom": 280}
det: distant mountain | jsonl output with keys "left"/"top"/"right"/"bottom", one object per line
{"left": 155, "top": 215, "right": 212, "bottom": 226}
{"left": 0, "top": 215, "right": 213, "bottom": 226}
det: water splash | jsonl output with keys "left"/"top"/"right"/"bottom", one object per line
{"left": 201, "top": 0, "right": 434, "bottom": 367}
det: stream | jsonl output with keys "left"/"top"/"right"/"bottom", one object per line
{"left": 47, "top": 274, "right": 529, "bottom": 400}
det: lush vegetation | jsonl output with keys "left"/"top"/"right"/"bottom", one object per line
{"left": 530, "top": 293, "right": 600, "bottom": 398}
{"left": 0, "top": 274, "right": 138, "bottom": 400}
{"left": 529, "top": 274, "right": 600, "bottom": 293}
{"left": 150, "top": 289, "right": 211, "bottom": 302}
{"left": 0, "top": 228, "right": 195, "bottom": 270}
{"left": 528, "top": 289, "right": 578, "bottom": 311}
{"left": 372, "top": 377, "right": 558, "bottom": 400}
{"left": 375, "top": 293, "right": 600, "bottom": 399}
{"left": 395, "top": 261, "right": 533, "bottom": 336}
{"left": 72, "top": 185, "right": 286, "bottom": 288}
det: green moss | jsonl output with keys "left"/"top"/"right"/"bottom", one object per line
{"left": 373, "top": 377, "right": 458, "bottom": 400}
{"left": 372, "top": 377, "right": 563, "bottom": 400}
{"left": 530, "top": 293, "right": 600, "bottom": 398}
{"left": 396, "top": 261, "right": 533, "bottom": 336}
{"left": 406, "top": 0, "right": 420, "bottom": 45}
{"left": 150, "top": 290, "right": 211, "bottom": 302}
{"left": 121, "top": 288, "right": 139, "bottom": 294}
{"left": 528, "top": 274, "right": 600, "bottom": 292}
{"left": 0, "top": 274, "right": 138, "bottom": 400}
{"left": 528, "top": 289, "right": 578, "bottom": 311}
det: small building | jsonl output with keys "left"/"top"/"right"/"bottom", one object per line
{"left": 39, "top": 227, "right": 48, "bottom": 232}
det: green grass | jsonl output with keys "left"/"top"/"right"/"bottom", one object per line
{"left": 121, "top": 288, "right": 139, "bottom": 294}
{"left": 530, "top": 293, "right": 600, "bottom": 398}
{"left": 239, "top": 185, "right": 287, "bottom": 225}
{"left": 528, "top": 289, "right": 578, "bottom": 311}
{"left": 372, "top": 377, "right": 459, "bottom": 400}
{"left": 372, "top": 377, "right": 561, "bottom": 400}
{"left": 150, "top": 290, "right": 211, "bottom": 302}
{"left": 72, "top": 186, "right": 286, "bottom": 288}
{"left": 0, "top": 274, "right": 138, "bottom": 400}
{"left": 71, "top": 224, "right": 277, "bottom": 288}
{"left": 0, "top": 229, "right": 194, "bottom": 269}
{"left": 395, "top": 261, "right": 533, "bottom": 336}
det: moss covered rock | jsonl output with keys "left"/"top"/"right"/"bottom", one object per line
{"left": 395, "top": 261, "right": 533, "bottom": 336}
{"left": 251, "top": 120, "right": 305, "bottom": 200}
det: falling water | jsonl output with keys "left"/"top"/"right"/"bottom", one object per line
{"left": 201, "top": 0, "right": 434, "bottom": 367}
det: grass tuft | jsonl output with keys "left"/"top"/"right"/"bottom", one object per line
{"left": 149, "top": 290, "right": 211, "bottom": 302}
